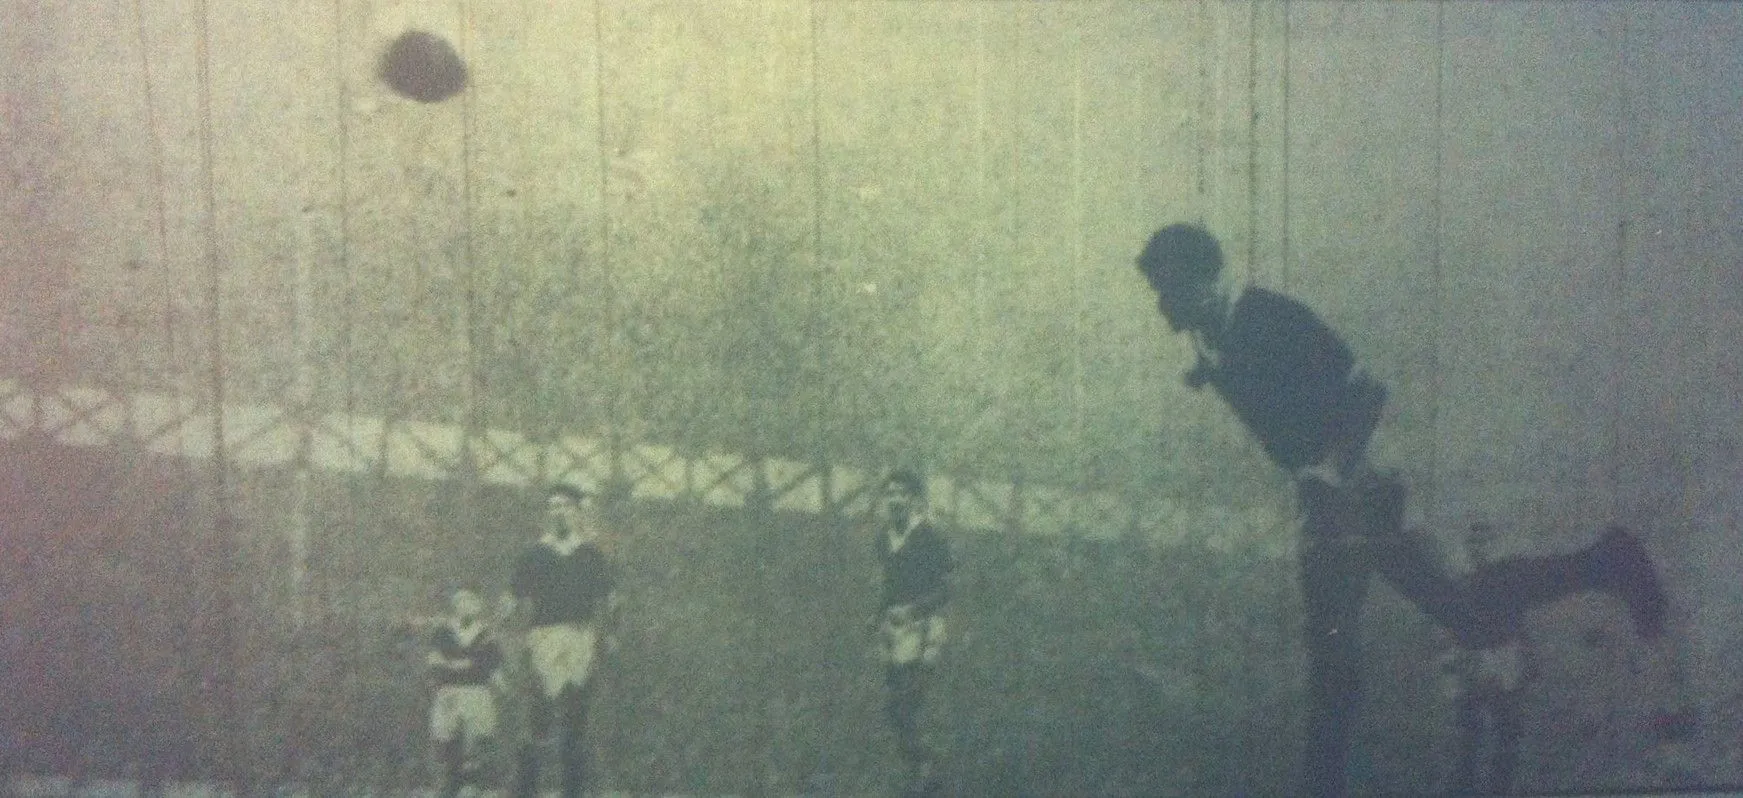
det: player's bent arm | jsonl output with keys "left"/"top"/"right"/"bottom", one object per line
{"left": 498, "top": 592, "right": 533, "bottom": 631}
{"left": 426, "top": 651, "right": 474, "bottom": 670}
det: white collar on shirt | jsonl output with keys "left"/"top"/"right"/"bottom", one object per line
{"left": 449, "top": 618, "right": 483, "bottom": 647}
{"left": 886, "top": 516, "right": 924, "bottom": 554}
{"left": 540, "top": 532, "right": 584, "bottom": 557}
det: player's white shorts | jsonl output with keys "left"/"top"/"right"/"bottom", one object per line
{"left": 525, "top": 622, "right": 599, "bottom": 701}
{"left": 880, "top": 611, "right": 945, "bottom": 666}
{"left": 430, "top": 684, "right": 498, "bottom": 742}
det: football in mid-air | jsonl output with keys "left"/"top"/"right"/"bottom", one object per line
{"left": 377, "top": 29, "right": 468, "bottom": 104}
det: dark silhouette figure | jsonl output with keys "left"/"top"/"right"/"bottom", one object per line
{"left": 1135, "top": 223, "right": 1667, "bottom": 797}
{"left": 874, "top": 469, "right": 953, "bottom": 797}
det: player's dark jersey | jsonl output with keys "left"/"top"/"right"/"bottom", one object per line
{"left": 429, "top": 623, "right": 503, "bottom": 687}
{"left": 511, "top": 540, "right": 615, "bottom": 627}
{"left": 1202, "top": 287, "right": 1386, "bottom": 472}
{"left": 878, "top": 521, "right": 952, "bottom": 614}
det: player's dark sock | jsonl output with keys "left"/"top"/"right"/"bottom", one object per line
{"left": 437, "top": 738, "right": 464, "bottom": 798}
{"left": 511, "top": 746, "right": 540, "bottom": 798}
{"left": 557, "top": 685, "right": 592, "bottom": 798}
{"left": 462, "top": 735, "right": 496, "bottom": 791}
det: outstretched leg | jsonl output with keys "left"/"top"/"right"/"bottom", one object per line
{"left": 1314, "top": 474, "right": 1490, "bottom": 639}
{"left": 1351, "top": 473, "right": 1665, "bottom": 644}
{"left": 1466, "top": 526, "right": 1666, "bottom": 639}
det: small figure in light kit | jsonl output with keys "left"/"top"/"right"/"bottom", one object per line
{"left": 426, "top": 587, "right": 504, "bottom": 798}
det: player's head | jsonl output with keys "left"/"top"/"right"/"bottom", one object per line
{"left": 450, "top": 587, "right": 483, "bottom": 621}
{"left": 544, "top": 482, "right": 600, "bottom": 544}
{"left": 1137, "top": 223, "right": 1227, "bottom": 334}
{"left": 881, "top": 468, "right": 926, "bottom": 527}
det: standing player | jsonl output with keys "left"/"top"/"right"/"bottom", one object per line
{"left": 507, "top": 483, "right": 618, "bottom": 798}
{"left": 874, "top": 469, "right": 953, "bottom": 796}
{"left": 426, "top": 587, "right": 505, "bottom": 798}
{"left": 1436, "top": 522, "right": 1530, "bottom": 796}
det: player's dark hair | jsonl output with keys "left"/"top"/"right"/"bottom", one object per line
{"left": 885, "top": 468, "right": 925, "bottom": 498}
{"left": 1138, "top": 223, "right": 1223, "bottom": 295}
{"left": 546, "top": 482, "right": 588, "bottom": 503}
